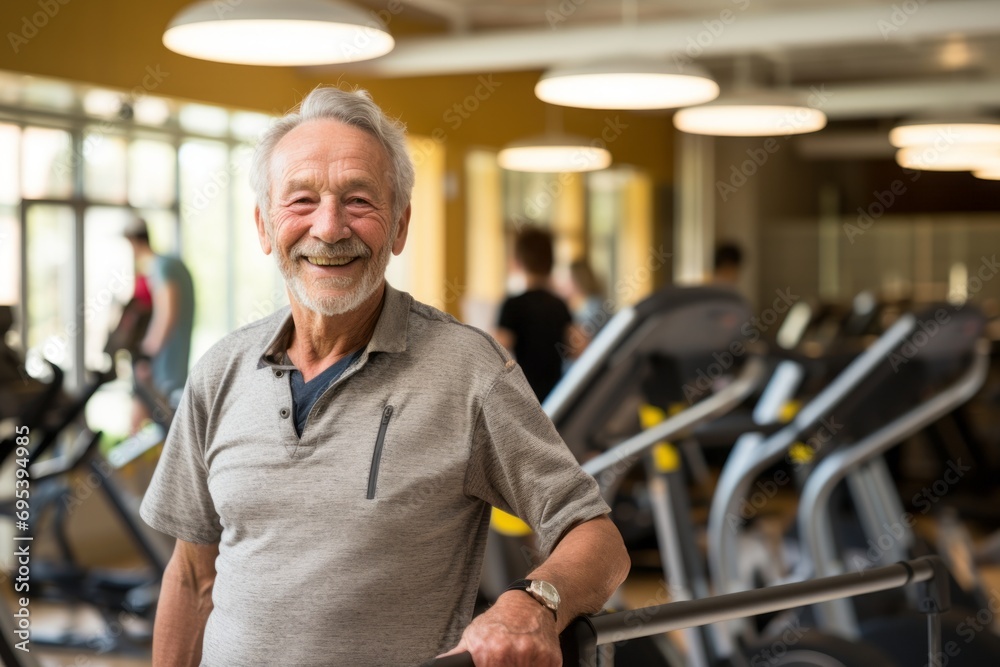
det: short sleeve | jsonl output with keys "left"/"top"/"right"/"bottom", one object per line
{"left": 148, "top": 256, "right": 181, "bottom": 290}
{"left": 497, "top": 296, "right": 518, "bottom": 332}
{"left": 464, "top": 364, "right": 610, "bottom": 557}
{"left": 139, "top": 376, "right": 222, "bottom": 544}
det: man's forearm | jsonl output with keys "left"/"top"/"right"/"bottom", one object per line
{"left": 523, "top": 515, "right": 630, "bottom": 631}
{"left": 153, "top": 557, "right": 214, "bottom": 666}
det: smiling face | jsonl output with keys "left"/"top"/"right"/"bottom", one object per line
{"left": 255, "top": 119, "right": 410, "bottom": 316}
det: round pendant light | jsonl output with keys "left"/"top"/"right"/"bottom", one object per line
{"left": 163, "top": 0, "right": 394, "bottom": 66}
{"left": 535, "top": 59, "right": 720, "bottom": 110}
{"left": 497, "top": 134, "right": 612, "bottom": 173}
{"left": 889, "top": 119, "right": 1000, "bottom": 148}
{"left": 895, "top": 145, "right": 1000, "bottom": 172}
{"left": 674, "top": 92, "right": 827, "bottom": 137}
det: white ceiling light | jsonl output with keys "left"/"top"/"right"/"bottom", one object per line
{"left": 535, "top": 60, "right": 719, "bottom": 110}
{"left": 163, "top": 0, "right": 393, "bottom": 66}
{"left": 895, "top": 145, "right": 1000, "bottom": 172}
{"left": 673, "top": 93, "right": 827, "bottom": 137}
{"left": 889, "top": 119, "right": 1000, "bottom": 148}
{"left": 498, "top": 135, "right": 612, "bottom": 173}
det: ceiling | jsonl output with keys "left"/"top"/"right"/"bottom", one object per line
{"left": 333, "top": 0, "right": 1000, "bottom": 122}
{"left": 359, "top": 0, "right": 905, "bottom": 32}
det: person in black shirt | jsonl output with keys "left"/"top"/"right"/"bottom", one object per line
{"left": 495, "top": 227, "right": 575, "bottom": 402}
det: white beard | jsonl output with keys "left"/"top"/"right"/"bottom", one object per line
{"left": 273, "top": 227, "right": 395, "bottom": 317}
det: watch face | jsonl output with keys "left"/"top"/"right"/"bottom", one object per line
{"left": 530, "top": 580, "right": 561, "bottom": 608}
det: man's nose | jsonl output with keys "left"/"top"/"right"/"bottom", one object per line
{"left": 310, "top": 198, "right": 351, "bottom": 243}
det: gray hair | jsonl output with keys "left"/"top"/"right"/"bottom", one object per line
{"left": 250, "top": 85, "right": 415, "bottom": 224}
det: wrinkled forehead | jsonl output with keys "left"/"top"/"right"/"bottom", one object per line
{"left": 269, "top": 118, "right": 391, "bottom": 187}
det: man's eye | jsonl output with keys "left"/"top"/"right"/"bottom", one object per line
{"left": 350, "top": 197, "right": 370, "bottom": 205}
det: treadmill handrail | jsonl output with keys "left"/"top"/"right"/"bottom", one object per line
{"left": 542, "top": 306, "right": 637, "bottom": 422}
{"left": 798, "top": 338, "right": 990, "bottom": 637}
{"left": 430, "top": 556, "right": 947, "bottom": 666}
{"left": 706, "top": 313, "right": 917, "bottom": 602}
{"left": 580, "top": 356, "right": 768, "bottom": 480}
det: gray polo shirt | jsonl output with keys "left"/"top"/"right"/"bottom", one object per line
{"left": 139, "top": 284, "right": 609, "bottom": 666}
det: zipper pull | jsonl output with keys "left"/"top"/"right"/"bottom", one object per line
{"left": 382, "top": 405, "right": 393, "bottom": 423}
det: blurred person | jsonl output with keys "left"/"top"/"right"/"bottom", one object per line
{"left": 495, "top": 226, "right": 575, "bottom": 402}
{"left": 712, "top": 241, "right": 744, "bottom": 287}
{"left": 124, "top": 217, "right": 195, "bottom": 431}
{"left": 566, "top": 258, "right": 609, "bottom": 347}
{"left": 140, "top": 86, "right": 628, "bottom": 667}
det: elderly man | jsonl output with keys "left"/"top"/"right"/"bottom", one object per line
{"left": 140, "top": 86, "right": 629, "bottom": 667}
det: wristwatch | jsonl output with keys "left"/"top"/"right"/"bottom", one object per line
{"left": 506, "top": 579, "right": 560, "bottom": 619}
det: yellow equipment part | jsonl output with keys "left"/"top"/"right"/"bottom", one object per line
{"left": 788, "top": 442, "right": 815, "bottom": 464}
{"left": 779, "top": 400, "right": 802, "bottom": 423}
{"left": 639, "top": 404, "right": 682, "bottom": 474}
{"left": 491, "top": 507, "right": 533, "bottom": 536}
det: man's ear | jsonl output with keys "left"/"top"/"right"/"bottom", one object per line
{"left": 391, "top": 204, "right": 412, "bottom": 256}
{"left": 254, "top": 206, "right": 272, "bottom": 255}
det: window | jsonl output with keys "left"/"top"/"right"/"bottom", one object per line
{"left": 5, "top": 69, "right": 446, "bottom": 441}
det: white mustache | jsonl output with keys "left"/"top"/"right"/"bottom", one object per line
{"left": 291, "top": 239, "right": 371, "bottom": 260}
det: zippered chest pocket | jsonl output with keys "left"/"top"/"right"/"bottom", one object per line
{"left": 366, "top": 404, "right": 394, "bottom": 499}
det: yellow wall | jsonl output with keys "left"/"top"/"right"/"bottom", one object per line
{"left": 0, "top": 0, "right": 674, "bottom": 315}
{"left": 0, "top": 1, "right": 673, "bottom": 179}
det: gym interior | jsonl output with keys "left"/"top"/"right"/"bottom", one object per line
{"left": 1, "top": 0, "right": 1000, "bottom": 665}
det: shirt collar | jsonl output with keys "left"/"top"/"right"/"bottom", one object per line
{"left": 257, "top": 283, "right": 410, "bottom": 369}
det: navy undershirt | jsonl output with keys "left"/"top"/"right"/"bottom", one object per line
{"left": 289, "top": 350, "right": 363, "bottom": 436}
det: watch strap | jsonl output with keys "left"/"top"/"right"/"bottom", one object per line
{"left": 505, "top": 578, "right": 532, "bottom": 592}
{"left": 505, "top": 579, "right": 558, "bottom": 620}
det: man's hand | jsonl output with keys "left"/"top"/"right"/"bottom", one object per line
{"left": 439, "top": 591, "right": 561, "bottom": 667}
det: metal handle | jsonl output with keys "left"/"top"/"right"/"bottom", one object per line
{"left": 427, "top": 556, "right": 945, "bottom": 667}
